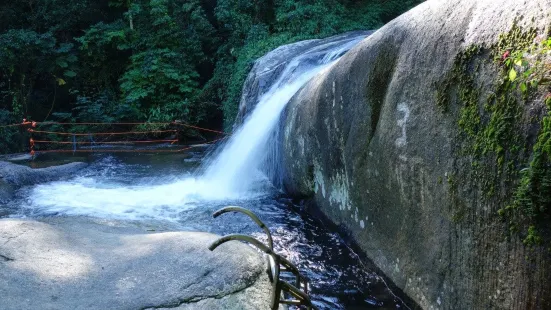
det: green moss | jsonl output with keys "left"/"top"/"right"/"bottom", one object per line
{"left": 524, "top": 225, "right": 543, "bottom": 246}
{"left": 439, "top": 23, "right": 536, "bottom": 172}
{"left": 307, "top": 164, "right": 315, "bottom": 192}
{"left": 447, "top": 173, "right": 456, "bottom": 188}
{"left": 493, "top": 22, "right": 538, "bottom": 59}
{"left": 446, "top": 172, "right": 467, "bottom": 223}
{"left": 509, "top": 99, "right": 551, "bottom": 228}
{"left": 435, "top": 88, "right": 449, "bottom": 111}
{"left": 437, "top": 46, "right": 482, "bottom": 113}
{"left": 440, "top": 42, "right": 519, "bottom": 195}
{"left": 504, "top": 39, "right": 551, "bottom": 246}
{"left": 452, "top": 207, "right": 467, "bottom": 223}
{"left": 438, "top": 23, "right": 551, "bottom": 246}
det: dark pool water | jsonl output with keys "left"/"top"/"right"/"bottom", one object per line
{"left": 1, "top": 150, "right": 413, "bottom": 309}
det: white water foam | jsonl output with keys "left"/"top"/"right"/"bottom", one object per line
{"left": 24, "top": 34, "right": 367, "bottom": 219}
{"left": 25, "top": 174, "right": 269, "bottom": 220}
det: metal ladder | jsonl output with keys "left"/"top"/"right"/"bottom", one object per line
{"left": 208, "top": 206, "right": 319, "bottom": 310}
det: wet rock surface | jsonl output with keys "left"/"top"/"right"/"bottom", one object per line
{"left": 0, "top": 161, "right": 87, "bottom": 186}
{"left": 0, "top": 161, "right": 87, "bottom": 205}
{"left": 0, "top": 217, "right": 273, "bottom": 310}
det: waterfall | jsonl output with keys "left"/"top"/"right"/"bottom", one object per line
{"left": 202, "top": 34, "right": 366, "bottom": 196}
{"left": 22, "top": 33, "right": 367, "bottom": 219}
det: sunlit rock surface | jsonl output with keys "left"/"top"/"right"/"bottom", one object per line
{"left": 0, "top": 217, "right": 272, "bottom": 310}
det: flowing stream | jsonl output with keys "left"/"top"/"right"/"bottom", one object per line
{"left": 1, "top": 34, "right": 412, "bottom": 309}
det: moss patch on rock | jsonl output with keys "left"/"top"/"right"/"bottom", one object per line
{"left": 437, "top": 22, "right": 551, "bottom": 246}
{"left": 507, "top": 96, "right": 551, "bottom": 245}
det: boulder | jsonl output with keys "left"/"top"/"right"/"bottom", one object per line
{"left": 0, "top": 217, "right": 273, "bottom": 310}
{"left": 281, "top": 0, "right": 551, "bottom": 309}
{"left": 2, "top": 153, "right": 33, "bottom": 162}
{"left": 0, "top": 161, "right": 87, "bottom": 204}
{"left": 0, "top": 161, "right": 87, "bottom": 186}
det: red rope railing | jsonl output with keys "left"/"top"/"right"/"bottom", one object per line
{"left": 32, "top": 139, "right": 179, "bottom": 145}
{"left": 0, "top": 119, "right": 227, "bottom": 156}
{"left": 28, "top": 129, "right": 178, "bottom": 136}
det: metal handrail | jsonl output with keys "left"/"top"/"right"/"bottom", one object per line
{"left": 213, "top": 206, "right": 274, "bottom": 250}
{"left": 209, "top": 208, "right": 318, "bottom": 310}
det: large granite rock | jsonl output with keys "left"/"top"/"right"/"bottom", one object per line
{"left": 0, "top": 161, "right": 87, "bottom": 204}
{"left": 0, "top": 217, "right": 273, "bottom": 310}
{"left": 281, "top": 0, "right": 551, "bottom": 309}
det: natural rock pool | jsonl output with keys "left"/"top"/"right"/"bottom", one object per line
{"left": 1, "top": 150, "right": 411, "bottom": 309}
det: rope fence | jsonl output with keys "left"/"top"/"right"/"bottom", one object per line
{"left": 32, "top": 139, "right": 179, "bottom": 145}
{"left": 28, "top": 129, "right": 178, "bottom": 136}
{"left": 26, "top": 121, "right": 226, "bottom": 134}
{"left": 1, "top": 119, "right": 227, "bottom": 156}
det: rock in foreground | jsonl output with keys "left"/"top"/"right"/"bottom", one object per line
{"left": 0, "top": 217, "right": 272, "bottom": 310}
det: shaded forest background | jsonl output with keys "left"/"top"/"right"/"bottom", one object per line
{"left": 0, "top": 0, "right": 422, "bottom": 153}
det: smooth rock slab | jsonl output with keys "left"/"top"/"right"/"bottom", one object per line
{"left": 281, "top": 0, "right": 551, "bottom": 308}
{"left": 0, "top": 217, "right": 272, "bottom": 310}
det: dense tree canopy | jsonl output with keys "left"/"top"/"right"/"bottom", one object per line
{"left": 0, "top": 0, "right": 422, "bottom": 153}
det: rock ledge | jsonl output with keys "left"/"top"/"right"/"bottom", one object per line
{"left": 0, "top": 217, "right": 272, "bottom": 310}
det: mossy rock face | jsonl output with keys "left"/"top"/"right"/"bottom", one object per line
{"left": 511, "top": 98, "right": 551, "bottom": 244}
{"left": 436, "top": 22, "right": 551, "bottom": 247}
{"left": 280, "top": 0, "right": 551, "bottom": 309}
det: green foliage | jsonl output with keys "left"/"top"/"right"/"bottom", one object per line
{"left": 72, "top": 94, "right": 117, "bottom": 123}
{"left": 119, "top": 49, "right": 198, "bottom": 108}
{"left": 498, "top": 32, "right": 551, "bottom": 246}
{"left": 0, "top": 109, "right": 21, "bottom": 154}
{"left": 76, "top": 0, "right": 215, "bottom": 124}
{"left": 0, "top": 0, "right": 423, "bottom": 151}
{"left": 0, "top": 29, "right": 78, "bottom": 119}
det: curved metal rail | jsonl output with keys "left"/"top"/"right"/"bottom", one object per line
{"left": 209, "top": 207, "right": 318, "bottom": 310}
{"left": 212, "top": 206, "right": 274, "bottom": 250}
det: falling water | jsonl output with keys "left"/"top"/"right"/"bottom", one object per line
{"left": 202, "top": 35, "right": 366, "bottom": 196}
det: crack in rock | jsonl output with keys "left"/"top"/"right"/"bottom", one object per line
{"left": 0, "top": 253, "right": 14, "bottom": 262}
{"left": 1, "top": 226, "right": 29, "bottom": 246}
{"left": 140, "top": 275, "right": 262, "bottom": 310}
